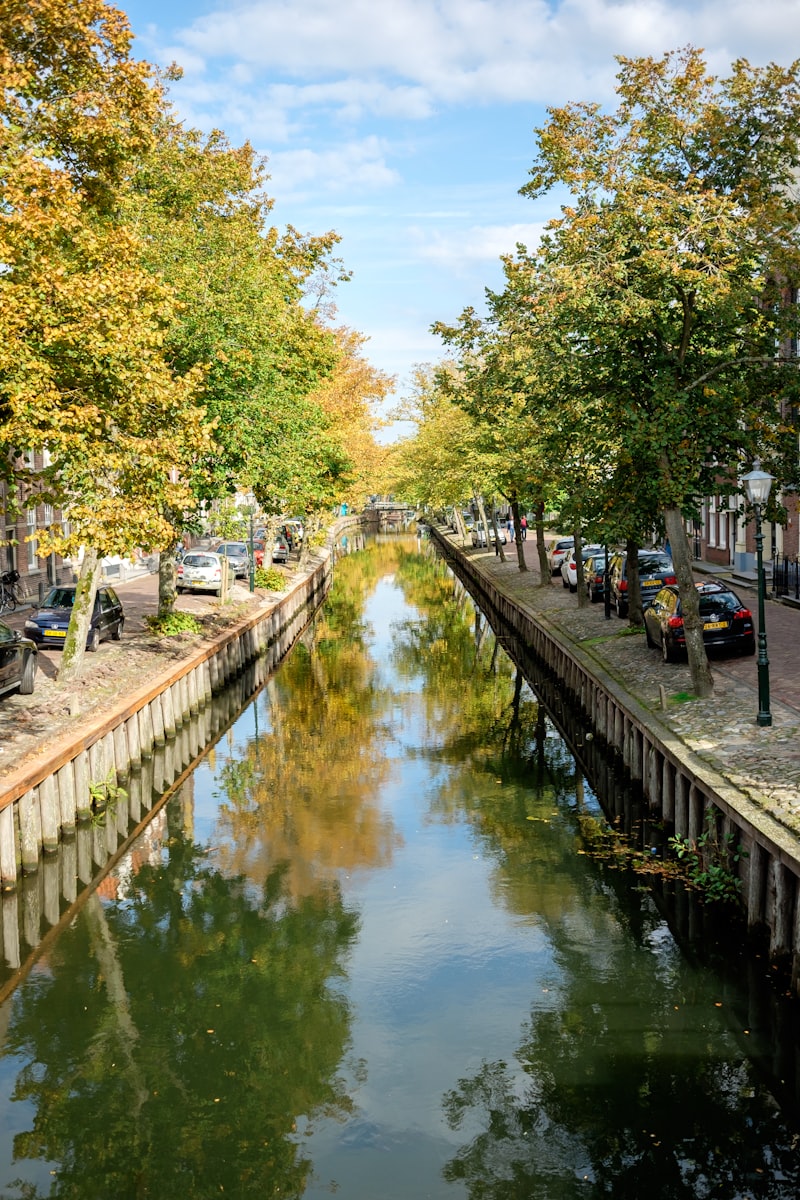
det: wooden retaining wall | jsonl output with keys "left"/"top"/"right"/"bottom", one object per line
{"left": 0, "top": 548, "right": 333, "bottom": 895}
{"left": 433, "top": 527, "right": 800, "bottom": 989}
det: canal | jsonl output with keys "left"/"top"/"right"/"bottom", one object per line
{"left": 0, "top": 535, "right": 799, "bottom": 1199}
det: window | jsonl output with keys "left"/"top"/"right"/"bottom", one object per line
{"left": 4, "top": 531, "right": 16, "bottom": 572}
{"left": 43, "top": 504, "right": 53, "bottom": 525}
{"left": 26, "top": 508, "right": 37, "bottom": 568}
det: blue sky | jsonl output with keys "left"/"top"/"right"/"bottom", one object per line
{"left": 120, "top": 0, "right": 799, "bottom": 423}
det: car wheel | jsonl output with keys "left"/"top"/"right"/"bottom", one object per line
{"left": 18, "top": 653, "right": 36, "bottom": 695}
{"left": 661, "top": 633, "right": 677, "bottom": 663}
{"left": 644, "top": 621, "right": 656, "bottom": 648}
{"left": 176, "top": 586, "right": 184, "bottom": 595}
{"left": 615, "top": 594, "right": 626, "bottom": 619}
{"left": 562, "top": 576, "right": 569, "bottom": 588}
{"left": 87, "top": 626, "right": 100, "bottom": 653}
{"left": 742, "top": 639, "right": 756, "bottom": 656}
{"left": 569, "top": 582, "right": 577, "bottom": 593}
{"left": 112, "top": 617, "right": 124, "bottom": 641}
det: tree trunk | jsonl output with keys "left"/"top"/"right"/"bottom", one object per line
{"left": 299, "top": 514, "right": 318, "bottom": 570}
{"left": 575, "top": 529, "right": 588, "bottom": 608}
{"left": 534, "top": 500, "right": 550, "bottom": 585}
{"left": 626, "top": 535, "right": 643, "bottom": 625}
{"left": 476, "top": 495, "right": 492, "bottom": 553}
{"left": 663, "top": 503, "right": 714, "bottom": 697}
{"left": 511, "top": 498, "right": 527, "bottom": 572}
{"left": 158, "top": 551, "right": 176, "bottom": 618}
{"left": 58, "top": 549, "right": 101, "bottom": 683}
{"left": 489, "top": 507, "right": 506, "bottom": 562}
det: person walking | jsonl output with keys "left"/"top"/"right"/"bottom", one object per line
{"left": 506, "top": 516, "right": 513, "bottom": 541}
{"left": 520, "top": 515, "right": 527, "bottom": 541}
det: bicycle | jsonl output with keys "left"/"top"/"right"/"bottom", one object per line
{"left": 0, "top": 569, "right": 20, "bottom": 614}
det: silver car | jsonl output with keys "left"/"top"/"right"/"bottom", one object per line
{"left": 213, "top": 541, "right": 251, "bottom": 578}
{"left": 177, "top": 551, "right": 225, "bottom": 594}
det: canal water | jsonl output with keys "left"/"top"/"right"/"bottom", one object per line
{"left": 0, "top": 535, "right": 799, "bottom": 1199}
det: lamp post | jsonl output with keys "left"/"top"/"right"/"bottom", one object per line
{"left": 245, "top": 506, "right": 256, "bottom": 594}
{"left": 742, "top": 461, "right": 773, "bottom": 727}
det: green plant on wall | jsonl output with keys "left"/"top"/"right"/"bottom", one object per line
{"left": 668, "top": 820, "right": 747, "bottom": 905}
{"left": 88, "top": 770, "right": 128, "bottom": 819}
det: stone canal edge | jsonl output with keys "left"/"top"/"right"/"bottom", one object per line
{"left": 0, "top": 537, "right": 342, "bottom": 889}
{"left": 431, "top": 525, "right": 800, "bottom": 987}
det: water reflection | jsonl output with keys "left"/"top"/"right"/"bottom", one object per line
{"left": 0, "top": 537, "right": 798, "bottom": 1199}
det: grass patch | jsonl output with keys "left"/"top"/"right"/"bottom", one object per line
{"left": 583, "top": 626, "right": 644, "bottom": 646}
{"left": 670, "top": 691, "right": 697, "bottom": 703}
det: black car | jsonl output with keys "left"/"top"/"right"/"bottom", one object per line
{"left": 643, "top": 581, "right": 756, "bottom": 662}
{"left": 24, "top": 585, "right": 124, "bottom": 652}
{"left": 0, "top": 620, "right": 37, "bottom": 697}
{"left": 608, "top": 550, "right": 675, "bottom": 618}
{"left": 584, "top": 553, "right": 608, "bottom": 603}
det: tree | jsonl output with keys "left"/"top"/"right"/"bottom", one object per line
{"left": 306, "top": 326, "right": 391, "bottom": 513}
{"left": 389, "top": 364, "right": 505, "bottom": 533}
{"left": 0, "top": 0, "right": 212, "bottom": 680}
{"left": 519, "top": 48, "right": 800, "bottom": 696}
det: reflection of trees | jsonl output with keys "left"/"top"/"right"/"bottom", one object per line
{"left": 214, "top": 542, "right": 408, "bottom": 895}
{"left": 384, "top": 548, "right": 800, "bottom": 1197}
{"left": 442, "top": 950, "right": 800, "bottom": 1199}
{"left": 3, "top": 827, "right": 359, "bottom": 1200}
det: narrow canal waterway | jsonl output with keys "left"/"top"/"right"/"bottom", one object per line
{"left": 0, "top": 535, "right": 799, "bottom": 1199}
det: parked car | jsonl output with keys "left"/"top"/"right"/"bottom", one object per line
{"left": 471, "top": 524, "right": 507, "bottom": 547}
{"left": 213, "top": 541, "right": 250, "bottom": 578}
{"left": 177, "top": 551, "right": 225, "bottom": 595}
{"left": 24, "top": 585, "right": 124, "bottom": 652}
{"left": 560, "top": 545, "right": 604, "bottom": 592}
{"left": 644, "top": 581, "right": 756, "bottom": 662}
{"left": 608, "top": 550, "right": 676, "bottom": 618}
{"left": 584, "top": 553, "right": 608, "bottom": 603}
{"left": 0, "top": 620, "right": 37, "bottom": 697}
{"left": 548, "top": 537, "right": 575, "bottom": 575}
{"left": 283, "top": 519, "right": 304, "bottom": 547}
{"left": 272, "top": 534, "right": 290, "bottom": 564}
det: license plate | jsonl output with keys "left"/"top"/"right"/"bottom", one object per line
{"left": 643, "top": 579, "right": 662, "bottom": 587}
{"left": 44, "top": 629, "right": 65, "bottom": 638}
{"left": 703, "top": 620, "right": 727, "bottom": 630}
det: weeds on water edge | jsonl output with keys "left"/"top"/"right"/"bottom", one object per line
{"left": 577, "top": 812, "right": 745, "bottom": 905}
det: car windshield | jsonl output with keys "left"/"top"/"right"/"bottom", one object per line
{"left": 184, "top": 554, "right": 217, "bottom": 567}
{"left": 698, "top": 592, "right": 741, "bottom": 615}
{"left": 638, "top": 554, "right": 672, "bottom": 574}
{"left": 42, "top": 588, "right": 75, "bottom": 609}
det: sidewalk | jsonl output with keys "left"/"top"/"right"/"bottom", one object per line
{"left": 511, "top": 533, "right": 800, "bottom": 714}
{"left": 448, "top": 529, "right": 800, "bottom": 836}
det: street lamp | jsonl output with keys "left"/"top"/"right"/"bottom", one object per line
{"left": 742, "top": 460, "right": 774, "bottom": 727}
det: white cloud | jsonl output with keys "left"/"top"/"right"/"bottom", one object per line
{"left": 411, "top": 221, "right": 545, "bottom": 269}
{"left": 268, "top": 136, "right": 401, "bottom": 197}
{"left": 166, "top": 0, "right": 800, "bottom": 112}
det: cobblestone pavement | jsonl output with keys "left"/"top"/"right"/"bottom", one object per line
{"left": 446, "top": 530, "right": 800, "bottom": 837}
